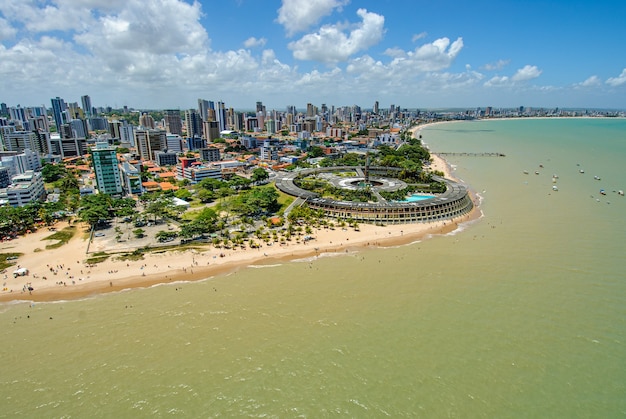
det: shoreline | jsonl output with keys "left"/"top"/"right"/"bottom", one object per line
{"left": 1, "top": 121, "right": 480, "bottom": 304}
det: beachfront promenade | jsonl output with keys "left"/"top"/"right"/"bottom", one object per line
{"left": 276, "top": 166, "right": 474, "bottom": 224}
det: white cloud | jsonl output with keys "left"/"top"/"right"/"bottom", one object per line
{"left": 575, "top": 76, "right": 601, "bottom": 88}
{"left": 606, "top": 68, "right": 626, "bottom": 86}
{"left": 0, "top": 17, "right": 17, "bottom": 40}
{"left": 408, "top": 37, "right": 464, "bottom": 71}
{"left": 288, "top": 9, "right": 385, "bottom": 63}
{"left": 484, "top": 76, "right": 510, "bottom": 87}
{"left": 74, "top": 0, "right": 208, "bottom": 56}
{"left": 412, "top": 32, "right": 427, "bottom": 42}
{"left": 383, "top": 47, "right": 406, "bottom": 58}
{"left": 244, "top": 37, "right": 267, "bottom": 48}
{"left": 484, "top": 65, "right": 541, "bottom": 88}
{"left": 511, "top": 65, "right": 542, "bottom": 82}
{"left": 276, "top": 0, "right": 349, "bottom": 37}
{"left": 0, "top": 0, "right": 95, "bottom": 33}
{"left": 483, "top": 59, "right": 509, "bottom": 71}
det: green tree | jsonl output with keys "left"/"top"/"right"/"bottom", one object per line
{"left": 251, "top": 168, "right": 269, "bottom": 183}
{"left": 41, "top": 163, "right": 67, "bottom": 183}
{"left": 111, "top": 197, "right": 137, "bottom": 217}
{"left": 59, "top": 175, "right": 79, "bottom": 193}
{"left": 175, "top": 188, "right": 192, "bottom": 201}
{"left": 156, "top": 230, "right": 178, "bottom": 242}
{"left": 308, "top": 146, "right": 325, "bottom": 158}
{"left": 196, "top": 188, "right": 215, "bottom": 203}
{"left": 143, "top": 196, "right": 176, "bottom": 223}
{"left": 78, "top": 194, "right": 112, "bottom": 227}
{"left": 230, "top": 187, "right": 279, "bottom": 217}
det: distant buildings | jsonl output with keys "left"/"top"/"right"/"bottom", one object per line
{"left": 178, "top": 163, "right": 222, "bottom": 184}
{"left": 184, "top": 109, "right": 202, "bottom": 139}
{"left": 49, "top": 135, "right": 87, "bottom": 158}
{"left": 155, "top": 151, "right": 178, "bottom": 167}
{"left": 50, "top": 96, "right": 67, "bottom": 132}
{"left": 203, "top": 120, "right": 220, "bottom": 142}
{"left": 200, "top": 147, "right": 220, "bottom": 162}
{"left": 164, "top": 110, "right": 183, "bottom": 136}
{"left": 135, "top": 129, "right": 166, "bottom": 161}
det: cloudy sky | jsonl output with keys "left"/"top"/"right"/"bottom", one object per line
{"left": 1, "top": 0, "right": 625, "bottom": 111}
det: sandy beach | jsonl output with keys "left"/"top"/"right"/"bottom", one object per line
{"left": 0, "top": 126, "right": 479, "bottom": 303}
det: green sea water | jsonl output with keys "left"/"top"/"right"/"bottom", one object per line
{"left": 2, "top": 118, "right": 625, "bottom": 417}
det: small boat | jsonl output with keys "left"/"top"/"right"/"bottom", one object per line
{"left": 619, "top": 190, "right": 624, "bottom": 196}
{"left": 594, "top": 175, "right": 601, "bottom": 180}
{"left": 579, "top": 169, "right": 585, "bottom": 173}
{"left": 552, "top": 185, "right": 558, "bottom": 191}
{"left": 523, "top": 170, "right": 529, "bottom": 174}
{"left": 552, "top": 174, "right": 559, "bottom": 178}
{"left": 535, "top": 171, "right": 540, "bottom": 175}
{"left": 539, "top": 164, "right": 544, "bottom": 168}
{"left": 600, "top": 189, "right": 606, "bottom": 195}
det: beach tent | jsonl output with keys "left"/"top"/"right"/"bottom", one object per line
{"left": 13, "top": 268, "right": 28, "bottom": 277}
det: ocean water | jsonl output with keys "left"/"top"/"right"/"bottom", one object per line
{"left": 2, "top": 118, "right": 625, "bottom": 417}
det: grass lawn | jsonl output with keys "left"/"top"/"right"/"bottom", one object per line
{"left": 42, "top": 226, "right": 77, "bottom": 249}
{"left": 0, "top": 252, "right": 22, "bottom": 271}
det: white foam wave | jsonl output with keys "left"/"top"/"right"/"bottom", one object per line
{"left": 248, "top": 263, "right": 283, "bottom": 269}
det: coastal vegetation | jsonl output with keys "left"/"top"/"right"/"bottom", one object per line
{"left": 43, "top": 226, "right": 76, "bottom": 249}
{"left": 0, "top": 253, "right": 22, "bottom": 271}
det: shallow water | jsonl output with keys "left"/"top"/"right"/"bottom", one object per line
{"left": 1, "top": 118, "right": 625, "bottom": 417}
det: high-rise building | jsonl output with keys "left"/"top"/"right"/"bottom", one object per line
{"left": 373, "top": 101, "right": 379, "bottom": 114}
{"left": 14, "top": 149, "right": 42, "bottom": 174}
{"left": 91, "top": 142, "right": 122, "bottom": 195}
{"left": 50, "top": 97, "right": 67, "bottom": 132}
{"left": 135, "top": 129, "right": 167, "bottom": 161}
{"left": 216, "top": 101, "right": 227, "bottom": 132}
{"left": 0, "top": 167, "right": 10, "bottom": 188}
{"left": 232, "top": 112, "right": 244, "bottom": 131}
{"left": 8, "top": 106, "right": 27, "bottom": 124}
{"left": 69, "top": 119, "right": 87, "bottom": 138}
{"left": 3, "top": 130, "right": 49, "bottom": 155}
{"left": 203, "top": 120, "right": 220, "bottom": 142}
{"left": 200, "top": 147, "right": 221, "bottom": 162}
{"left": 109, "top": 120, "right": 122, "bottom": 139}
{"left": 119, "top": 162, "right": 142, "bottom": 195}
{"left": 6, "top": 171, "right": 46, "bottom": 207}
{"left": 198, "top": 99, "right": 210, "bottom": 121}
{"left": 166, "top": 134, "right": 183, "bottom": 152}
{"left": 184, "top": 109, "right": 203, "bottom": 138}
{"left": 119, "top": 120, "right": 134, "bottom": 146}
{"left": 81, "top": 95, "right": 92, "bottom": 118}
{"left": 306, "top": 103, "right": 315, "bottom": 117}
{"left": 164, "top": 110, "right": 183, "bottom": 136}
{"left": 139, "top": 113, "right": 156, "bottom": 129}
{"left": 87, "top": 116, "right": 109, "bottom": 131}
{"left": 29, "top": 116, "right": 49, "bottom": 132}
{"left": 49, "top": 137, "right": 87, "bottom": 158}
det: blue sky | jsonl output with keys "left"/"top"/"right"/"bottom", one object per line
{"left": 1, "top": 0, "right": 625, "bottom": 111}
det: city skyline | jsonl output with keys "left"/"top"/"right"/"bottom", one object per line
{"left": 1, "top": 0, "right": 625, "bottom": 110}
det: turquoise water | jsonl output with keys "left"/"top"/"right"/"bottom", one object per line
{"left": 1, "top": 118, "right": 625, "bottom": 417}
{"left": 403, "top": 194, "right": 436, "bottom": 202}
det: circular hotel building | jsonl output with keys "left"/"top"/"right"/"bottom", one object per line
{"left": 275, "top": 166, "right": 474, "bottom": 225}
